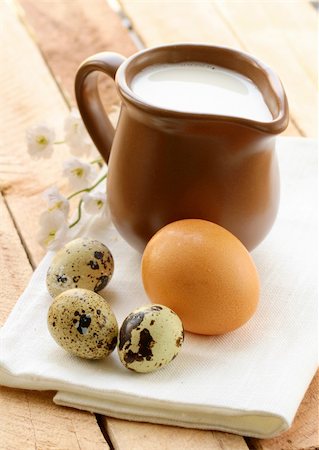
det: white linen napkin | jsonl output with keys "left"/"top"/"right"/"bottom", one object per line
{"left": 0, "top": 137, "right": 317, "bottom": 439}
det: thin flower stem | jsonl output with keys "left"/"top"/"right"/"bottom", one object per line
{"left": 54, "top": 141, "right": 65, "bottom": 145}
{"left": 67, "top": 173, "right": 107, "bottom": 200}
{"left": 69, "top": 199, "right": 84, "bottom": 229}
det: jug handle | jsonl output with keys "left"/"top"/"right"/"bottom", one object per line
{"left": 75, "top": 52, "right": 126, "bottom": 163}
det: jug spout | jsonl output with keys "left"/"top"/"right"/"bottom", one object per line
{"left": 237, "top": 60, "right": 289, "bottom": 136}
{"left": 116, "top": 44, "right": 289, "bottom": 137}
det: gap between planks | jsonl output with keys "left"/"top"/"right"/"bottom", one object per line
{"left": 0, "top": 192, "right": 33, "bottom": 324}
{"left": 104, "top": 417, "right": 251, "bottom": 450}
{"left": 1, "top": 192, "right": 36, "bottom": 270}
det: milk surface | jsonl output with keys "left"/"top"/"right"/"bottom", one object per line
{"left": 131, "top": 62, "right": 272, "bottom": 121}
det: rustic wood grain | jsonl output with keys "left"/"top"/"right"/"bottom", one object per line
{"left": 18, "top": 0, "right": 137, "bottom": 109}
{"left": 0, "top": 3, "right": 109, "bottom": 448}
{"left": 105, "top": 418, "right": 249, "bottom": 450}
{"left": 0, "top": 0, "right": 74, "bottom": 267}
{"left": 119, "top": 0, "right": 317, "bottom": 137}
{"left": 0, "top": 387, "right": 108, "bottom": 450}
{"left": 261, "top": 0, "right": 317, "bottom": 86}
{"left": 120, "top": 0, "right": 240, "bottom": 48}
{"left": 0, "top": 3, "right": 69, "bottom": 192}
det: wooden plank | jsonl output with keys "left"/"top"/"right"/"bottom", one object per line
{"left": 18, "top": 0, "right": 137, "bottom": 110}
{"left": 214, "top": 1, "right": 317, "bottom": 137}
{"left": 119, "top": 0, "right": 241, "bottom": 48}
{"left": 105, "top": 418, "right": 249, "bottom": 450}
{"left": 248, "top": 370, "right": 319, "bottom": 450}
{"left": 0, "top": 0, "right": 71, "bottom": 266}
{"left": 119, "top": 0, "right": 314, "bottom": 136}
{"left": 0, "top": 387, "right": 108, "bottom": 450}
{"left": 261, "top": 1, "right": 317, "bottom": 86}
{"left": 0, "top": 3, "right": 109, "bottom": 448}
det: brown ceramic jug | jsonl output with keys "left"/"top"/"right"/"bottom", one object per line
{"left": 75, "top": 44, "right": 288, "bottom": 252}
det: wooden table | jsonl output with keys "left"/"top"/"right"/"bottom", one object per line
{"left": 0, "top": 1, "right": 317, "bottom": 448}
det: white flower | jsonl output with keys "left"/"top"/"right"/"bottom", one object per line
{"left": 43, "top": 186, "right": 70, "bottom": 217}
{"left": 63, "top": 158, "right": 94, "bottom": 189}
{"left": 26, "top": 124, "right": 55, "bottom": 159}
{"left": 83, "top": 191, "right": 108, "bottom": 216}
{"left": 38, "top": 210, "right": 69, "bottom": 250}
{"left": 64, "top": 108, "right": 93, "bottom": 156}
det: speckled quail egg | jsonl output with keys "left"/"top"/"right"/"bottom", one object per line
{"left": 47, "top": 288, "right": 118, "bottom": 359}
{"left": 118, "top": 304, "right": 184, "bottom": 373}
{"left": 46, "top": 237, "right": 114, "bottom": 298}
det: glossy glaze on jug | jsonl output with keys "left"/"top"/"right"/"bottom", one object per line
{"left": 75, "top": 44, "right": 289, "bottom": 252}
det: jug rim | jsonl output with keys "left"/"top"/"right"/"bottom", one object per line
{"left": 115, "top": 43, "right": 289, "bottom": 135}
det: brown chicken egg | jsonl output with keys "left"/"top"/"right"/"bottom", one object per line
{"left": 141, "top": 219, "right": 260, "bottom": 335}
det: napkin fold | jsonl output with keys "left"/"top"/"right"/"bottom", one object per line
{"left": 0, "top": 137, "right": 317, "bottom": 439}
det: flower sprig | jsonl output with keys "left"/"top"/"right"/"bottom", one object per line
{"left": 27, "top": 108, "right": 109, "bottom": 250}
